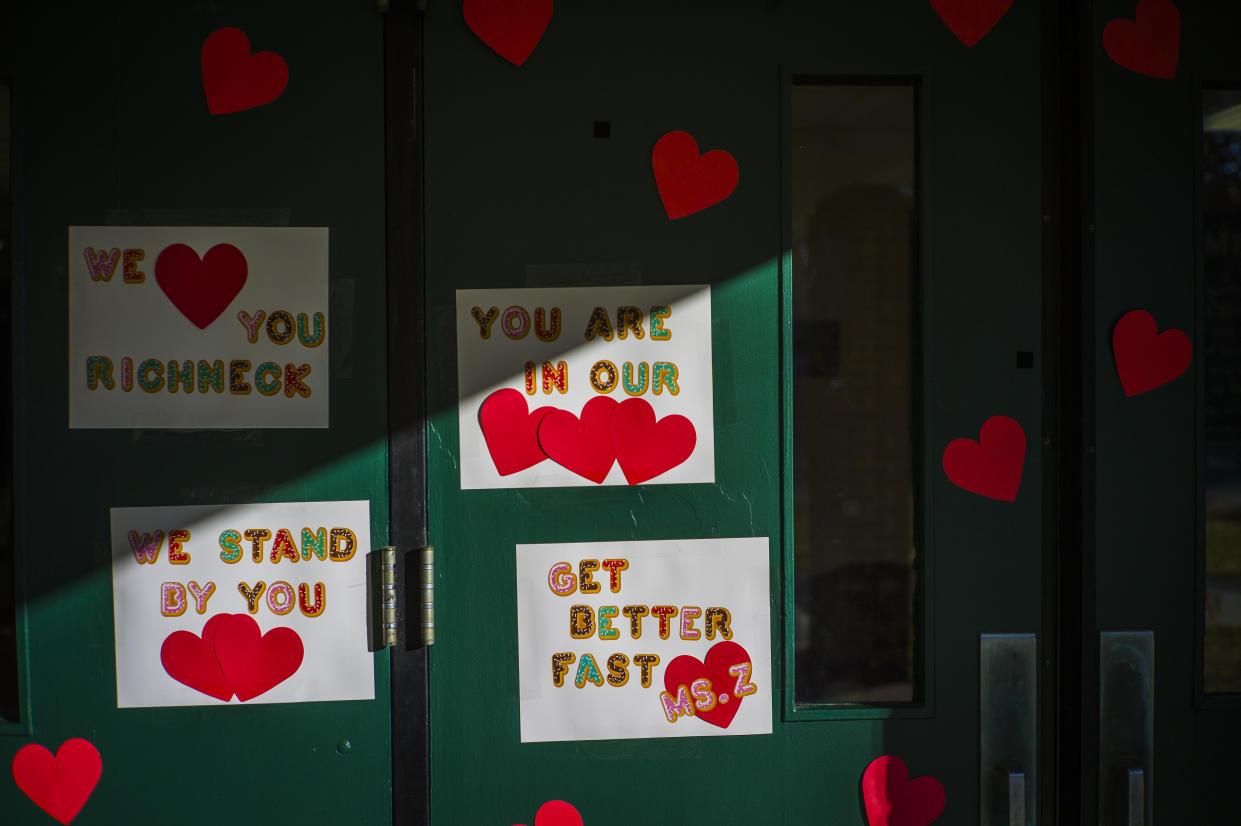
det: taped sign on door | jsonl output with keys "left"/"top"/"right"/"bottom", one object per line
{"left": 455, "top": 285, "right": 715, "bottom": 488}
{"left": 515, "top": 537, "right": 772, "bottom": 742}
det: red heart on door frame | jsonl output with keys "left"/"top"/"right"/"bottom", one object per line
{"left": 160, "top": 613, "right": 235, "bottom": 702}
{"left": 478, "top": 388, "right": 555, "bottom": 476}
{"left": 942, "top": 415, "right": 1026, "bottom": 502}
{"left": 201, "top": 27, "right": 289, "bottom": 114}
{"left": 610, "top": 397, "right": 696, "bottom": 485}
{"left": 662, "top": 640, "right": 753, "bottom": 729}
{"left": 538, "top": 396, "right": 619, "bottom": 484}
{"left": 861, "top": 754, "right": 946, "bottom": 826}
{"left": 212, "top": 613, "right": 304, "bottom": 702}
{"left": 1102, "top": 0, "right": 1181, "bottom": 79}
{"left": 513, "top": 799, "right": 584, "bottom": 826}
{"left": 154, "top": 243, "right": 248, "bottom": 330}
{"left": 651, "top": 130, "right": 739, "bottom": 220}
{"left": 11, "top": 739, "right": 102, "bottom": 825}
{"left": 463, "top": 0, "right": 554, "bottom": 67}
{"left": 1112, "top": 309, "right": 1191, "bottom": 396}
{"left": 927, "top": 0, "right": 1013, "bottom": 47}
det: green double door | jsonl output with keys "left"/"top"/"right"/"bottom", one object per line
{"left": 423, "top": 1, "right": 1240, "bottom": 824}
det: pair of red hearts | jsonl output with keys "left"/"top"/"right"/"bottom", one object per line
{"left": 662, "top": 640, "right": 754, "bottom": 730}
{"left": 480, "top": 389, "right": 697, "bottom": 485}
{"left": 160, "top": 613, "right": 304, "bottom": 702}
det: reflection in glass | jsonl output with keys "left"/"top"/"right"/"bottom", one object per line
{"left": 791, "top": 83, "right": 919, "bottom": 704}
{"left": 1202, "top": 89, "right": 1241, "bottom": 694}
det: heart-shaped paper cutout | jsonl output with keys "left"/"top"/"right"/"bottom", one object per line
{"left": 12, "top": 739, "right": 102, "bottom": 825}
{"left": 201, "top": 27, "right": 289, "bottom": 114}
{"left": 514, "top": 799, "right": 583, "bottom": 826}
{"left": 862, "top": 755, "right": 946, "bottom": 826}
{"left": 652, "top": 130, "right": 740, "bottom": 220}
{"left": 942, "top": 415, "right": 1025, "bottom": 502}
{"left": 1112, "top": 309, "right": 1191, "bottom": 396}
{"left": 927, "top": 0, "right": 1013, "bottom": 46}
{"left": 662, "top": 640, "right": 752, "bottom": 729}
{"left": 464, "top": 0, "right": 554, "bottom": 67}
{"left": 154, "top": 243, "right": 248, "bottom": 330}
{"left": 1102, "top": 0, "right": 1180, "bottom": 79}
{"left": 212, "top": 613, "right": 304, "bottom": 702}
{"left": 160, "top": 613, "right": 235, "bottom": 701}
{"left": 479, "top": 389, "right": 555, "bottom": 475}
{"left": 538, "top": 396, "right": 619, "bottom": 483}
{"left": 610, "top": 398, "right": 696, "bottom": 485}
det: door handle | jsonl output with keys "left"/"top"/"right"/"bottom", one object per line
{"left": 979, "top": 634, "right": 1037, "bottom": 826}
{"left": 1099, "top": 631, "right": 1153, "bottom": 826}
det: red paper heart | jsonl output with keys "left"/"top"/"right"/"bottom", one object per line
{"left": 610, "top": 398, "right": 696, "bottom": 485}
{"left": 464, "top": 0, "right": 554, "bottom": 67}
{"left": 479, "top": 389, "right": 555, "bottom": 475}
{"left": 12, "top": 739, "right": 102, "bottom": 825}
{"left": 927, "top": 0, "right": 1013, "bottom": 46}
{"left": 538, "top": 396, "right": 619, "bottom": 483}
{"left": 201, "top": 27, "right": 289, "bottom": 114}
{"left": 862, "top": 755, "right": 946, "bottom": 826}
{"left": 154, "top": 243, "right": 248, "bottom": 330}
{"left": 652, "top": 130, "right": 740, "bottom": 220}
{"left": 662, "top": 640, "right": 753, "bottom": 729}
{"left": 212, "top": 613, "right": 304, "bottom": 702}
{"left": 942, "top": 415, "right": 1025, "bottom": 502}
{"left": 514, "top": 799, "right": 584, "bottom": 826}
{"left": 1112, "top": 309, "right": 1191, "bottom": 396}
{"left": 1102, "top": 0, "right": 1180, "bottom": 79}
{"left": 160, "top": 613, "right": 234, "bottom": 701}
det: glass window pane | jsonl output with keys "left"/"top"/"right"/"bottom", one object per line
{"left": 1202, "top": 88, "right": 1241, "bottom": 695}
{"left": 791, "top": 83, "right": 920, "bottom": 705}
{"left": 0, "top": 80, "right": 14, "bottom": 721}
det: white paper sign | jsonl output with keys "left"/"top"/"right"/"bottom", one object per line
{"left": 111, "top": 501, "right": 374, "bottom": 708}
{"left": 516, "top": 537, "right": 771, "bottom": 743}
{"left": 69, "top": 226, "right": 329, "bottom": 429}
{"left": 456, "top": 286, "right": 714, "bottom": 488}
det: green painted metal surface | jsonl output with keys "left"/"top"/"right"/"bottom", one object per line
{"left": 1, "top": 2, "right": 392, "bottom": 824}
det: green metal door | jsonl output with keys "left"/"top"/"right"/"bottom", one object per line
{"left": 2, "top": 2, "right": 393, "bottom": 824}
{"left": 424, "top": 1, "right": 1045, "bottom": 823}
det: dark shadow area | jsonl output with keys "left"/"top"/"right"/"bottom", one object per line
{"left": 0, "top": 79, "right": 16, "bottom": 723}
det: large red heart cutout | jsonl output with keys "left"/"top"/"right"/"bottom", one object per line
{"left": 212, "top": 613, "right": 304, "bottom": 702}
{"left": 514, "top": 799, "right": 583, "bottom": 826}
{"left": 942, "top": 415, "right": 1025, "bottom": 502}
{"left": 464, "top": 0, "right": 554, "bottom": 67}
{"left": 1112, "top": 309, "right": 1191, "bottom": 396}
{"left": 479, "top": 389, "right": 555, "bottom": 475}
{"left": 201, "top": 27, "right": 289, "bottom": 114}
{"left": 662, "top": 640, "right": 753, "bottom": 729}
{"left": 862, "top": 755, "right": 946, "bottom": 826}
{"left": 538, "top": 396, "right": 619, "bottom": 483}
{"left": 652, "top": 130, "right": 739, "bottom": 220}
{"left": 12, "top": 739, "right": 102, "bottom": 825}
{"left": 154, "top": 243, "right": 248, "bottom": 330}
{"left": 610, "top": 398, "right": 696, "bottom": 486}
{"left": 160, "top": 613, "right": 235, "bottom": 702}
{"left": 1102, "top": 0, "right": 1180, "bottom": 79}
{"left": 927, "top": 0, "right": 1013, "bottom": 47}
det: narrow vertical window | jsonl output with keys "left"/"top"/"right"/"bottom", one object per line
{"left": 1202, "top": 88, "right": 1241, "bottom": 695}
{"left": 791, "top": 82, "right": 921, "bottom": 705}
{"left": 0, "top": 80, "right": 15, "bottom": 721}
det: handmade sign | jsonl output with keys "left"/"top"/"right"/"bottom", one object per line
{"left": 1102, "top": 0, "right": 1180, "bottom": 79}
{"left": 515, "top": 537, "right": 771, "bottom": 743}
{"left": 942, "top": 415, "right": 1026, "bottom": 502}
{"left": 927, "top": 0, "right": 1012, "bottom": 47}
{"left": 11, "top": 739, "right": 102, "bottom": 825}
{"left": 651, "top": 131, "right": 739, "bottom": 219}
{"left": 201, "top": 27, "right": 289, "bottom": 114}
{"left": 69, "top": 227, "right": 329, "bottom": 429}
{"left": 862, "top": 755, "right": 946, "bottom": 826}
{"left": 1112, "top": 309, "right": 1192, "bottom": 396}
{"left": 110, "top": 500, "right": 373, "bottom": 707}
{"left": 456, "top": 286, "right": 714, "bottom": 488}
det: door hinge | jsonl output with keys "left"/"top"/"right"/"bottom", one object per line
{"left": 419, "top": 546, "right": 435, "bottom": 646}
{"left": 367, "top": 546, "right": 399, "bottom": 650}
